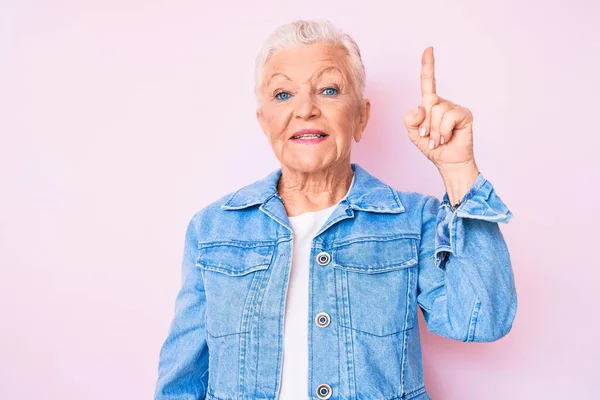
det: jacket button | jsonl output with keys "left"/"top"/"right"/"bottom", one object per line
{"left": 316, "top": 251, "right": 331, "bottom": 266}
{"left": 315, "top": 312, "right": 330, "bottom": 328}
{"left": 316, "top": 383, "right": 332, "bottom": 399}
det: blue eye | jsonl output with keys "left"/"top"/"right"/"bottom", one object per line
{"left": 275, "top": 91, "right": 291, "bottom": 101}
{"left": 322, "top": 87, "right": 338, "bottom": 96}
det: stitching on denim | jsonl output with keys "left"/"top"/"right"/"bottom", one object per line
{"left": 222, "top": 186, "right": 244, "bottom": 206}
{"left": 349, "top": 206, "right": 403, "bottom": 213}
{"left": 252, "top": 273, "right": 263, "bottom": 395}
{"left": 237, "top": 330, "right": 244, "bottom": 399}
{"left": 333, "top": 268, "right": 340, "bottom": 398}
{"left": 331, "top": 234, "right": 421, "bottom": 248}
{"left": 340, "top": 324, "right": 413, "bottom": 337}
{"left": 198, "top": 240, "right": 279, "bottom": 249}
{"left": 337, "top": 309, "right": 342, "bottom": 400}
{"left": 206, "top": 329, "right": 247, "bottom": 338}
{"left": 400, "top": 269, "right": 412, "bottom": 391}
{"left": 309, "top": 247, "right": 314, "bottom": 398}
{"left": 335, "top": 268, "right": 353, "bottom": 397}
{"left": 331, "top": 258, "right": 418, "bottom": 273}
{"left": 406, "top": 266, "right": 414, "bottom": 331}
{"left": 206, "top": 328, "right": 248, "bottom": 338}
{"left": 337, "top": 266, "right": 414, "bottom": 337}
{"left": 273, "top": 243, "right": 290, "bottom": 396}
{"left": 254, "top": 248, "right": 280, "bottom": 397}
{"left": 195, "top": 242, "right": 277, "bottom": 275}
{"left": 389, "top": 186, "right": 405, "bottom": 210}
{"left": 466, "top": 296, "right": 482, "bottom": 342}
{"left": 331, "top": 237, "right": 418, "bottom": 272}
{"left": 197, "top": 263, "right": 271, "bottom": 276}
{"left": 402, "top": 385, "right": 428, "bottom": 399}
{"left": 238, "top": 267, "right": 264, "bottom": 397}
{"left": 450, "top": 209, "right": 458, "bottom": 256}
{"left": 259, "top": 203, "right": 291, "bottom": 230}
{"left": 344, "top": 270, "right": 357, "bottom": 398}
{"left": 345, "top": 269, "right": 353, "bottom": 334}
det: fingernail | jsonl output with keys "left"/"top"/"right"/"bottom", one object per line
{"left": 440, "top": 136, "right": 445, "bottom": 145}
{"left": 419, "top": 126, "right": 426, "bottom": 136}
{"left": 429, "top": 139, "right": 435, "bottom": 149}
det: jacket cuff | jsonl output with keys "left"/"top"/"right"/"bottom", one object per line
{"left": 434, "top": 172, "right": 513, "bottom": 269}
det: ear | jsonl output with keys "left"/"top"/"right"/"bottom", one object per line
{"left": 353, "top": 98, "right": 371, "bottom": 142}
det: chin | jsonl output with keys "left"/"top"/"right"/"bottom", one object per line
{"left": 282, "top": 157, "right": 332, "bottom": 173}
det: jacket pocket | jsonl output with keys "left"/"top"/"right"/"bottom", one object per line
{"left": 331, "top": 235, "right": 418, "bottom": 336}
{"left": 195, "top": 241, "right": 276, "bottom": 337}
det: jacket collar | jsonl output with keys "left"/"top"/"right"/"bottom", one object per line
{"left": 221, "top": 163, "right": 405, "bottom": 213}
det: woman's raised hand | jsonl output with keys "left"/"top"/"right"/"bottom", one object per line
{"left": 404, "top": 47, "right": 476, "bottom": 170}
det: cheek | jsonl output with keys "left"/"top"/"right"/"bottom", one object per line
{"left": 325, "top": 101, "right": 360, "bottom": 131}
{"left": 263, "top": 105, "right": 291, "bottom": 136}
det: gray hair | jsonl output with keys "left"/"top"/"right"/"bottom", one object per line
{"left": 254, "top": 20, "right": 366, "bottom": 108}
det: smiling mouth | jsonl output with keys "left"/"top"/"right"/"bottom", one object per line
{"left": 290, "top": 133, "right": 328, "bottom": 139}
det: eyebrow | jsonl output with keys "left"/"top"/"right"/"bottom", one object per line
{"left": 266, "top": 73, "right": 291, "bottom": 88}
{"left": 265, "top": 65, "right": 344, "bottom": 88}
{"left": 312, "top": 65, "right": 344, "bottom": 81}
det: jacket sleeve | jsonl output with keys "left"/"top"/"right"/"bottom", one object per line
{"left": 416, "top": 172, "right": 517, "bottom": 342}
{"left": 155, "top": 214, "right": 209, "bottom": 399}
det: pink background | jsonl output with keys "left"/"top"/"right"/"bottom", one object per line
{"left": 1, "top": 1, "right": 598, "bottom": 398}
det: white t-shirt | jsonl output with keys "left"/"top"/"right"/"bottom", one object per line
{"left": 278, "top": 174, "right": 354, "bottom": 398}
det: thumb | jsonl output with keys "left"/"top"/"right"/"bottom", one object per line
{"left": 404, "top": 105, "right": 426, "bottom": 142}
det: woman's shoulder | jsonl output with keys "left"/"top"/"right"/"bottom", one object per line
{"left": 393, "top": 188, "right": 437, "bottom": 205}
{"left": 188, "top": 190, "right": 241, "bottom": 222}
{"left": 350, "top": 163, "right": 438, "bottom": 213}
{"left": 369, "top": 172, "right": 439, "bottom": 214}
{"left": 186, "top": 173, "right": 273, "bottom": 225}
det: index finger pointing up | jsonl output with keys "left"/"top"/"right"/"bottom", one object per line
{"left": 420, "top": 46, "right": 436, "bottom": 98}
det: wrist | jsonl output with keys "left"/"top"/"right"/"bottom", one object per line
{"left": 438, "top": 160, "right": 480, "bottom": 206}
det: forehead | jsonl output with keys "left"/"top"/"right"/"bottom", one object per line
{"left": 263, "top": 42, "right": 350, "bottom": 83}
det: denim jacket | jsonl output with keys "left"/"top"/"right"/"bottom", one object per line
{"left": 155, "top": 162, "right": 517, "bottom": 400}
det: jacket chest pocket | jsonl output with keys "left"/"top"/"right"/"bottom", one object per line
{"left": 331, "top": 236, "right": 418, "bottom": 336}
{"left": 195, "top": 241, "right": 276, "bottom": 337}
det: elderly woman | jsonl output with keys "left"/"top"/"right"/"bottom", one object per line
{"left": 154, "top": 20, "right": 516, "bottom": 400}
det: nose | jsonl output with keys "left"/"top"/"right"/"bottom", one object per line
{"left": 294, "top": 91, "right": 321, "bottom": 120}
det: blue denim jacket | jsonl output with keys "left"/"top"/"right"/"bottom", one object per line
{"left": 155, "top": 162, "right": 517, "bottom": 400}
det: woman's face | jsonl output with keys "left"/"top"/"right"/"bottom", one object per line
{"left": 256, "top": 42, "right": 370, "bottom": 173}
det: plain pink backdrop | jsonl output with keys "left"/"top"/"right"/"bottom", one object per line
{"left": 1, "top": 1, "right": 598, "bottom": 399}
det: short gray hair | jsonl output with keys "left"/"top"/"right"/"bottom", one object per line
{"left": 254, "top": 20, "right": 366, "bottom": 107}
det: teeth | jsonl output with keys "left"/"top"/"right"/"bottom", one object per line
{"left": 293, "top": 134, "right": 326, "bottom": 139}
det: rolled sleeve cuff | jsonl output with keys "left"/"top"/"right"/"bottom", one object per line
{"left": 434, "top": 172, "right": 513, "bottom": 269}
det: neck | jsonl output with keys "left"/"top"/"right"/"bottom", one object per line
{"left": 277, "top": 162, "right": 354, "bottom": 217}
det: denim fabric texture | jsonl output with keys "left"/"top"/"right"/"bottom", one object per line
{"left": 155, "top": 162, "right": 517, "bottom": 400}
